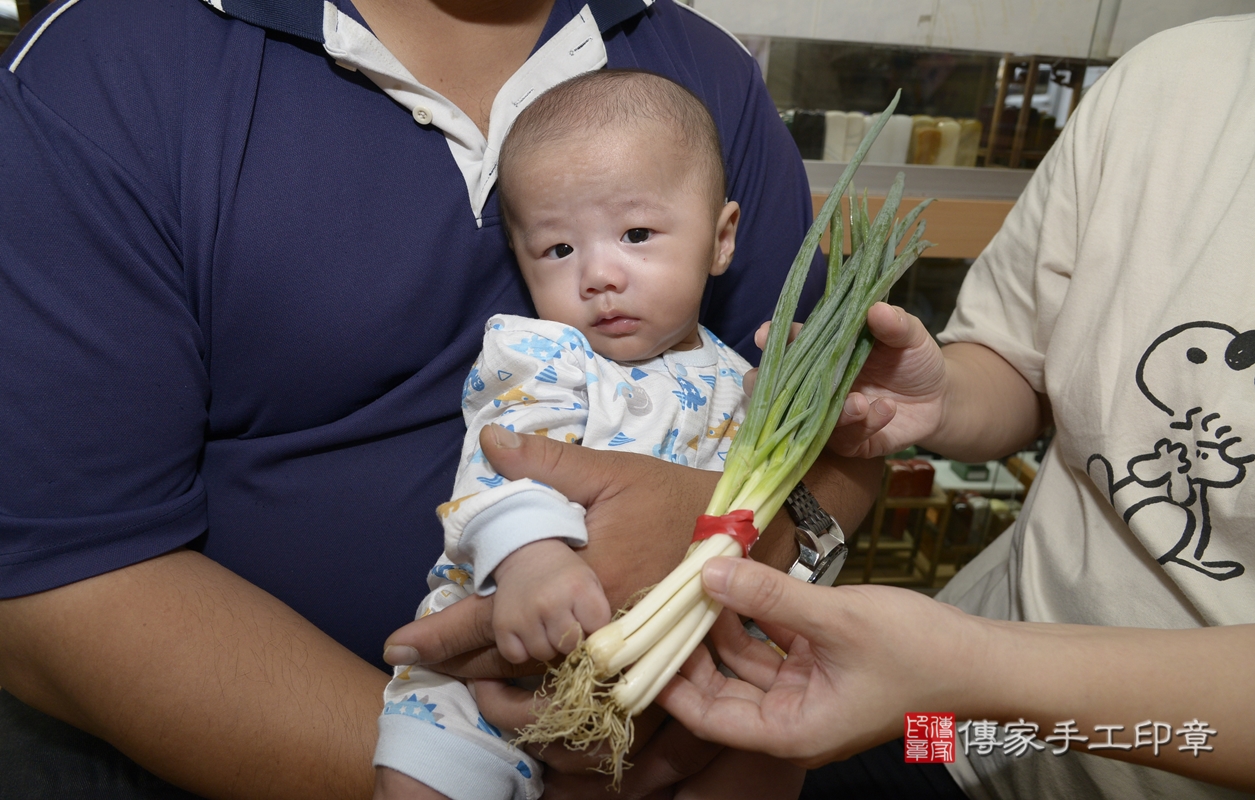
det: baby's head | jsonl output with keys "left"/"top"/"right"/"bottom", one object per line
{"left": 498, "top": 69, "right": 739, "bottom": 362}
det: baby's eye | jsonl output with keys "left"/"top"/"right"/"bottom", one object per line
{"left": 545, "top": 243, "right": 574, "bottom": 259}
{"left": 623, "top": 228, "right": 651, "bottom": 244}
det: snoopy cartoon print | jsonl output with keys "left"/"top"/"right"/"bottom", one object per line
{"left": 1088, "top": 321, "right": 1255, "bottom": 581}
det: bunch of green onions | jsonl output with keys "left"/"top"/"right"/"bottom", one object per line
{"left": 516, "top": 91, "right": 932, "bottom": 781}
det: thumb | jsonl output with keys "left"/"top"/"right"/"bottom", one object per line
{"left": 700, "top": 557, "right": 821, "bottom": 634}
{"left": 469, "top": 678, "right": 538, "bottom": 735}
{"left": 479, "top": 424, "right": 613, "bottom": 508}
{"left": 866, "top": 302, "right": 927, "bottom": 350}
{"left": 742, "top": 367, "right": 759, "bottom": 396}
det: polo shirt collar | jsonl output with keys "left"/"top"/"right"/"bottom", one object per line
{"left": 200, "top": 0, "right": 652, "bottom": 41}
{"left": 200, "top": 0, "right": 653, "bottom": 226}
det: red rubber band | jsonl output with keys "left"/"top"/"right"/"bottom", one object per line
{"left": 690, "top": 509, "right": 759, "bottom": 555}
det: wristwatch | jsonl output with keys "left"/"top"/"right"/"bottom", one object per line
{"left": 784, "top": 483, "right": 848, "bottom": 586}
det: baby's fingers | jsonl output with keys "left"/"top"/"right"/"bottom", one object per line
{"left": 497, "top": 614, "right": 560, "bottom": 663}
{"left": 496, "top": 631, "right": 534, "bottom": 665}
{"left": 544, "top": 612, "right": 587, "bottom": 656}
{"left": 573, "top": 591, "right": 612, "bottom": 640}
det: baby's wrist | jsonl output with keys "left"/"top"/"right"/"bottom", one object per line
{"left": 492, "top": 538, "right": 573, "bottom": 585}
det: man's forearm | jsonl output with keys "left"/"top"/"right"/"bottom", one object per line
{"left": 0, "top": 549, "right": 392, "bottom": 800}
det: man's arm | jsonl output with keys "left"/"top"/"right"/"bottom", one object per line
{"left": 0, "top": 549, "right": 436, "bottom": 800}
{"left": 379, "top": 426, "right": 882, "bottom": 791}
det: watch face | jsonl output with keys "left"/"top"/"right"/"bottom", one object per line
{"left": 813, "top": 546, "right": 848, "bottom": 586}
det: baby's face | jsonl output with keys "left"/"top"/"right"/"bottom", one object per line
{"left": 505, "top": 125, "right": 738, "bottom": 362}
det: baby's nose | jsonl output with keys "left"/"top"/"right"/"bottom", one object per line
{"left": 582, "top": 260, "right": 625, "bottom": 295}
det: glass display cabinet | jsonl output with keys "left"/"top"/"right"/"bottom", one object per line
{"left": 691, "top": 0, "right": 1248, "bottom": 250}
{"left": 768, "top": 41, "right": 1091, "bottom": 170}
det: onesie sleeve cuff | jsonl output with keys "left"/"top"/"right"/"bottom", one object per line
{"left": 376, "top": 713, "right": 540, "bottom": 800}
{"left": 458, "top": 490, "right": 587, "bottom": 595}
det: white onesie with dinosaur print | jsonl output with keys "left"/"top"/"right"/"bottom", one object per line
{"left": 374, "top": 313, "right": 750, "bottom": 800}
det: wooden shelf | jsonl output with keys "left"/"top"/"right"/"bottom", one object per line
{"left": 811, "top": 194, "right": 1016, "bottom": 260}
{"left": 806, "top": 161, "right": 1030, "bottom": 260}
{"left": 844, "top": 457, "right": 1031, "bottom": 589}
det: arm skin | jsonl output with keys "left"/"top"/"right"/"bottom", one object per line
{"left": 0, "top": 549, "right": 445, "bottom": 800}
{"left": 657, "top": 557, "right": 1255, "bottom": 793}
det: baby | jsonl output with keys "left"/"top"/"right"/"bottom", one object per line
{"left": 374, "top": 70, "right": 804, "bottom": 800}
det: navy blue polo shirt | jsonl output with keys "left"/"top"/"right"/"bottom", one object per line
{"left": 0, "top": 0, "right": 824, "bottom": 664}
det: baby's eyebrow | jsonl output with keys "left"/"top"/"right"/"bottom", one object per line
{"left": 517, "top": 195, "right": 669, "bottom": 244}
{"left": 524, "top": 213, "right": 569, "bottom": 232}
{"left": 605, "top": 196, "right": 666, "bottom": 215}
{"left": 517, "top": 219, "right": 564, "bottom": 246}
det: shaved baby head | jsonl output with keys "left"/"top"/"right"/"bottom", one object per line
{"left": 497, "top": 69, "right": 726, "bottom": 219}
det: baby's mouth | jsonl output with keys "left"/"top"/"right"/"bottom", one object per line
{"left": 594, "top": 314, "right": 641, "bottom": 335}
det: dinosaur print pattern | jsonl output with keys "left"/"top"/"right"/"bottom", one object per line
{"left": 391, "top": 314, "right": 750, "bottom": 800}
{"left": 439, "top": 314, "right": 751, "bottom": 574}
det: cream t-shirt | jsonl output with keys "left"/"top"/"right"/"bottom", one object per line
{"left": 935, "top": 15, "right": 1255, "bottom": 800}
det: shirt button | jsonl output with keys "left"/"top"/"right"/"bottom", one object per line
{"left": 413, "top": 106, "right": 433, "bottom": 125}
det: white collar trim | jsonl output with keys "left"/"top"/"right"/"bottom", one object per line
{"left": 320, "top": 1, "right": 607, "bottom": 227}
{"left": 666, "top": 327, "right": 720, "bottom": 368}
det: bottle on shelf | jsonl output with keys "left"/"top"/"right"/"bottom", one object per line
{"left": 956, "top": 119, "right": 982, "bottom": 167}
{"left": 935, "top": 117, "right": 960, "bottom": 166}
{"left": 841, "top": 111, "right": 868, "bottom": 161}
{"left": 910, "top": 115, "right": 941, "bottom": 165}
{"left": 822, "top": 110, "right": 847, "bottom": 162}
{"left": 864, "top": 113, "right": 912, "bottom": 164}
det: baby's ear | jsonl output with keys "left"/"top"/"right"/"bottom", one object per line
{"left": 709, "top": 200, "right": 740, "bottom": 277}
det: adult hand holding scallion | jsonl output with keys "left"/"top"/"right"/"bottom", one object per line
{"left": 516, "top": 90, "right": 933, "bottom": 781}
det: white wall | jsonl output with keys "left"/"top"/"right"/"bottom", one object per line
{"left": 692, "top": 0, "right": 1255, "bottom": 58}
{"left": 690, "top": 0, "right": 932, "bottom": 44}
{"left": 929, "top": 0, "right": 1100, "bottom": 58}
{"left": 1107, "top": 0, "right": 1255, "bottom": 56}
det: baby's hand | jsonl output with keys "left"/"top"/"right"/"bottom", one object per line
{"left": 491, "top": 539, "right": 612, "bottom": 663}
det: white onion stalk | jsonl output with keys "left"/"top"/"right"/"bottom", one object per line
{"left": 515, "top": 90, "right": 933, "bottom": 785}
